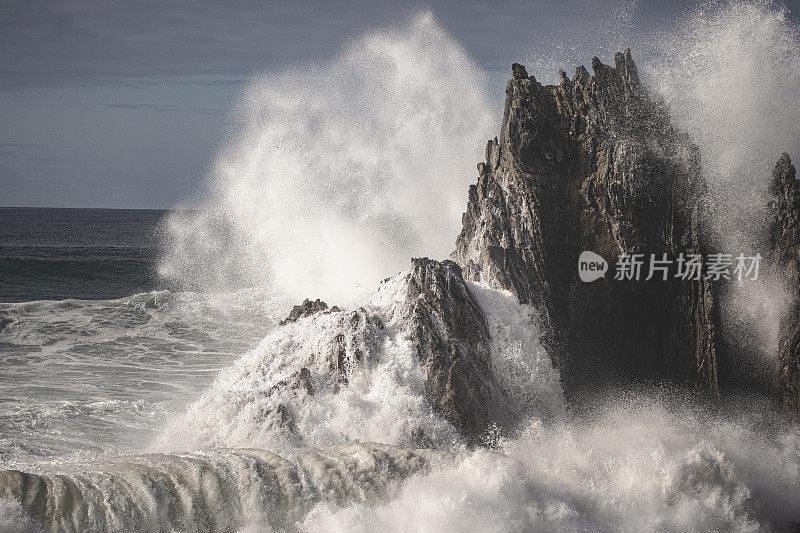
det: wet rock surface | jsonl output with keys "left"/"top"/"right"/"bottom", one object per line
{"left": 402, "top": 258, "right": 509, "bottom": 443}
{"left": 281, "top": 298, "right": 338, "bottom": 324}
{"left": 454, "top": 51, "right": 719, "bottom": 398}
{"left": 771, "top": 154, "right": 800, "bottom": 415}
{"left": 278, "top": 259, "right": 509, "bottom": 443}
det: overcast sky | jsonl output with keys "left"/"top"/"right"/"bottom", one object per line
{"left": 2, "top": 0, "right": 799, "bottom": 208}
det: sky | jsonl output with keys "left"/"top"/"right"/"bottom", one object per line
{"left": 2, "top": 0, "right": 799, "bottom": 208}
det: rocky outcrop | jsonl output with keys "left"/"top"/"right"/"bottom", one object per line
{"left": 211, "top": 258, "right": 508, "bottom": 446}
{"left": 771, "top": 154, "right": 800, "bottom": 415}
{"left": 403, "top": 258, "right": 508, "bottom": 442}
{"left": 454, "top": 51, "right": 719, "bottom": 397}
{"left": 281, "top": 298, "right": 338, "bottom": 324}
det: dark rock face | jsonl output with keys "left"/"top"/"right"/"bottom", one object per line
{"left": 454, "top": 51, "right": 719, "bottom": 397}
{"left": 403, "top": 258, "right": 508, "bottom": 442}
{"left": 771, "top": 154, "right": 800, "bottom": 415}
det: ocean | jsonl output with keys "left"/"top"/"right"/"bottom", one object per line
{"left": 3, "top": 2, "right": 800, "bottom": 531}
{"left": 0, "top": 208, "right": 163, "bottom": 302}
{"left": 0, "top": 208, "right": 281, "bottom": 469}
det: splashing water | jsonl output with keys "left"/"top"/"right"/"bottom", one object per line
{"left": 645, "top": 0, "right": 800, "bottom": 360}
{"left": 156, "top": 276, "right": 564, "bottom": 454}
{"left": 302, "top": 399, "right": 800, "bottom": 532}
{"left": 5, "top": 3, "right": 800, "bottom": 532}
{"left": 158, "top": 11, "right": 495, "bottom": 304}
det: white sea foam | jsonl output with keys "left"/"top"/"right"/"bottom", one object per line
{"left": 0, "top": 289, "right": 283, "bottom": 466}
{"left": 300, "top": 399, "right": 800, "bottom": 532}
{"left": 158, "top": 276, "right": 564, "bottom": 454}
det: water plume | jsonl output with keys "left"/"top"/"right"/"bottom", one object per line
{"left": 158, "top": 12, "right": 495, "bottom": 304}
{"left": 646, "top": 0, "right": 800, "bottom": 363}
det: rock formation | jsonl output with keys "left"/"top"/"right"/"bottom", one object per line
{"left": 281, "top": 298, "right": 338, "bottom": 324}
{"left": 404, "top": 258, "right": 509, "bottom": 441}
{"left": 454, "top": 52, "right": 719, "bottom": 398}
{"left": 267, "top": 53, "right": 800, "bottom": 423}
{"left": 240, "top": 258, "right": 509, "bottom": 446}
{"left": 771, "top": 154, "right": 800, "bottom": 415}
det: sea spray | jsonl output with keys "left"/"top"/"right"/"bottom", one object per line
{"left": 157, "top": 274, "right": 564, "bottom": 453}
{"left": 301, "top": 398, "right": 800, "bottom": 532}
{"left": 645, "top": 0, "right": 800, "bottom": 365}
{"left": 158, "top": 12, "right": 495, "bottom": 304}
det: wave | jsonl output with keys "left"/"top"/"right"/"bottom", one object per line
{"left": 157, "top": 274, "right": 564, "bottom": 453}
{"left": 304, "top": 398, "right": 800, "bottom": 532}
{"left": 4, "top": 399, "right": 800, "bottom": 531}
{"left": 0, "top": 443, "right": 449, "bottom": 533}
{"left": 157, "top": 11, "right": 496, "bottom": 304}
{"left": 0, "top": 289, "right": 285, "bottom": 466}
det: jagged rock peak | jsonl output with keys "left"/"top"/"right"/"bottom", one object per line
{"left": 511, "top": 63, "right": 528, "bottom": 80}
{"left": 771, "top": 153, "right": 800, "bottom": 416}
{"left": 771, "top": 153, "right": 799, "bottom": 264}
{"left": 454, "top": 50, "right": 718, "bottom": 398}
{"left": 281, "top": 298, "right": 339, "bottom": 324}
{"left": 251, "top": 258, "right": 517, "bottom": 445}
{"left": 405, "top": 258, "right": 508, "bottom": 442}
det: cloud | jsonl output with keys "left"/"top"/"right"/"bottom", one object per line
{"left": 1, "top": 0, "right": 738, "bottom": 89}
{"left": 0, "top": 142, "right": 50, "bottom": 148}
{"left": 0, "top": 0, "right": 417, "bottom": 89}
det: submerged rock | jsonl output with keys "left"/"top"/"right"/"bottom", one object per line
{"left": 454, "top": 51, "right": 719, "bottom": 398}
{"left": 770, "top": 154, "right": 800, "bottom": 416}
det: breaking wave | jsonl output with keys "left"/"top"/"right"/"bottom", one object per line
{"left": 304, "top": 399, "right": 800, "bottom": 532}
{"left": 157, "top": 277, "right": 564, "bottom": 453}
{"left": 4, "top": 2, "right": 800, "bottom": 532}
{"left": 158, "top": 12, "right": 495, "bottom": 304}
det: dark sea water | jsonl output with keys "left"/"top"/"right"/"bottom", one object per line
{"left": 0, "top": 208, "right": 165, "bottom": 302}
